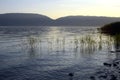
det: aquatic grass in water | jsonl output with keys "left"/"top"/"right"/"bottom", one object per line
{"left": 22, "top": 31, "right": 115, "bottom": 57}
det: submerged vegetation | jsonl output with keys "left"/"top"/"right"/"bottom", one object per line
{"left": 100, "top": 22, "right": 120, "bottom": 35}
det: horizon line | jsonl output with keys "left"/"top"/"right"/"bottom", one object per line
{"left": 0, "top": 12, "right": 120, "bottom": 19}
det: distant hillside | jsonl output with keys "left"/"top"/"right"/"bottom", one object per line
{"left": 55, "top": 16, "right": 120, "bottom": 26}
{"left": 0, "top": 13, "right": 120, "bottom": 26}
{"left": 0, "top": 13, "right": 53, "bottom": 26}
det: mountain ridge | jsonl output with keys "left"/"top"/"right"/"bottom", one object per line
{"left": 0, "top": 13, "right": 120, "bottom": 26}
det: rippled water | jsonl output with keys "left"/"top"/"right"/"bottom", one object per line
{"left": 0, "top": 26, "right": 118, "bottom": 80}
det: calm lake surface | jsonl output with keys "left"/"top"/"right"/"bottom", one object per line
{"left": 0, "top": 26, "right": 117, "bottom": 80}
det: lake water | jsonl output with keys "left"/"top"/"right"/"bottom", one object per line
{"left": 0, "top": 26, "right": 118, "bottom": 80}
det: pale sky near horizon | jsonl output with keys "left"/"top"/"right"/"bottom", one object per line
{"left": 0, "top": 0, "right": 120, "bottom": 19}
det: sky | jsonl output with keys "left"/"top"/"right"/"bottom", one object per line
{"left": 0, "top": 0, "right": 120, "bottom": 19}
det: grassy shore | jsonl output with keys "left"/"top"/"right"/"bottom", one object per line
{"left": 100, "top": 22, "right": 120, "bottom": 35}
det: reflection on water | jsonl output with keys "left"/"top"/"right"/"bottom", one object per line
{"left": 110, "top": 34, "right": 120, "bottom": 59}
{"left": 0, "top": 26, "right": 119, "bottom": 80}
{"left": 113, "top": 34, "right": 120, "bottom": 50}
{"left": 27, "top": 36, "right": 37, "bottom": 58}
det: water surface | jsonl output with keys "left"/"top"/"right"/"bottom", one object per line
{"left": 0, "top": 26, "right": 117, "bottom": 80}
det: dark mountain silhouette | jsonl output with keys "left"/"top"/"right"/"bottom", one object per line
{"left": 0, "top": 13, "right": 53, "bottom": 26}
{"left": 0, "top": 13, "right": 120, "bottom": 26}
